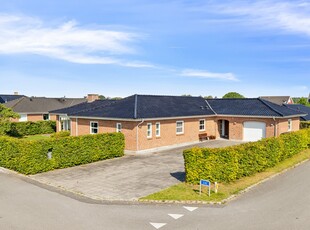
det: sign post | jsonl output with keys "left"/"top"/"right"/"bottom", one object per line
{"left": 199, "top": 179, "right": 210, "bottom": 196}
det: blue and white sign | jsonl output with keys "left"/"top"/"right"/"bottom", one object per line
{"left": 200, "top": 179, "right": 211, "bottom": 196}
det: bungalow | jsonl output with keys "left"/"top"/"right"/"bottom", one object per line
{"left": 51, "top": 95, "right": 305, "bottom": 153}
{"left": 5, "top": 95, "right": 96, "bottom": 122}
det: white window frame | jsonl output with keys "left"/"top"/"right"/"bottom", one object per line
{"left": 288, "top": 119, "right": 292, "bottom": 131}
{"left": 19, "top": 113, "right": 27, "bottom": 122}
{"left": 155, "top": 122, "right": 160, "bottom": 137}
{"left": 116, "top": 123, "right": 122, "bottom": 133}
{"left": 199, "top": 119, "right": 205, "bottom": 131}
{"left": 176, "top": 120, "right": 184, "bottom": 134}
{"left": 90, "top": 121, "right": 99, "bottom": 134}
{"left": 147, "top": 123, "right": 152, "bottom": 138}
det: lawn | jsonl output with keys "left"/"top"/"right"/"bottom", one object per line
{"left": 141, "top": 149, "right": 310, "bottom": 203}
{"left": 23, "top": 134, "right": 51, "bottom": 140}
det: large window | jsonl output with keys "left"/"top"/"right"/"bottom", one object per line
{"left": 116, "top": 123, "right": 122, "bottom": 133}
{"left": 288, "top": 119, "right": 292, "bottom": 131}
{"left": 155, "top": 122, "right": 160, "bottom": 137}
{"left": 90, "top": 121, "right": 98, "bottom": 134}
{"left": 176, "top": 121, "right": 184, "bottom": 134}
{"left": 147, "top": 123, "right": 152, "bottom": 138}
{"left": 199, "top": 119, "right": 205, "bottom": 131}
{"left": 19, "top": 114, "right": 27, "bottom": 122}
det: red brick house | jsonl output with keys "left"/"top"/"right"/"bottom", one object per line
{"left": 5, "top": 95, "right": 92, "bottom": 122}
{"left": 51, "top": 95, "right": 305, "bottom": 153}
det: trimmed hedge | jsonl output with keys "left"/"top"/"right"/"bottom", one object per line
{"left": 300, "top": 121, "right": 310, "bottom": 129}
{"left": 0, "top": 133, "right": 124, "bottom": 174}
{"left": 1, "top": 121, "right": 56, "bottom": 137}
{"left": 183, "top": 129, "right": 310, "bottom": 184}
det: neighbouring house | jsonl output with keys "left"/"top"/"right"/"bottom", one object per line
{"left": 259, "top": 96, "right": 294, "bottom": 105}
{"left": 0, "top": 93, "right": 24, "bottom": 104}
{"left": 5, "top": 94, "right": 98, "bottom": 122}
{"left": 285, "top": 104, "right": 310, "bottom": 121}
{"left": 51, "top": 95, "right": 305, "bottom": 153}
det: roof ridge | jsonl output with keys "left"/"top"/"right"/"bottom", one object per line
{"left": 7, "top": 96, "right": 26, "bottom": 109}
{"left": 205, "top": 99, "right": 217, "bottom": 115}
{"left": 258, "top": 98, "right": 284, "bottom": 116}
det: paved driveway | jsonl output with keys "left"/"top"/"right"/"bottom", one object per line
{"left": 30, "top": 140, "right": 243, "bottom": 201}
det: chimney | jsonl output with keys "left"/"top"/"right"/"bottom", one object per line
{"left": 14, "top": 92, "right": 19, "bottom": 95}
{"left": 87, "top": 94, "right": 99, "bottom": 102}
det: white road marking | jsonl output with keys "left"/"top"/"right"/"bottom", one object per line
{"left": 150, "top": 222, "right": 167, "bottom": 229}
{"left": 183, "top": 206, "right": 198, "bottom": 212}
{"left": 168, "top": 214, "right": 184, "bottom": 220}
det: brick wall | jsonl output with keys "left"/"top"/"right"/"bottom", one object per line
{"left": 215, "top": 117, "right": 276, "bottom": 140}
{"left": 136, "top": 117, "right": 217, "bottom": 151}
{"left": 70, "top": 118, "right": 138, "bottom": 151}
{"left": 277, "top": 117, "right": 300, "bottom": 135}
{"left": 67, "top": 116, "right": 301, "bottom": 152}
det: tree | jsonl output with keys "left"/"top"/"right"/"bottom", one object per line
{"left": 222, "top": 92, "right": 245, "bottom": 99}
{"left": 0, "top": 104, "right": 20, "bottom": 122}
{"left": 204, "top": 95, "right": 213, "bottom": 99}
{"left": 296, "top": 97, "right": 309, "bottom": 106}
{"left": 0, "top": 104, "right": 20, "bottom": 135}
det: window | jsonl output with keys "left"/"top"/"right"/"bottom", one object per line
{"left": 19, "top": 114, "right": 27, "bottom": 122}
{"left": 288, "top": 119, "right": 292, "bottom": 131}
{"left": 176, "top": 121, "right": 184, "bottom": 134}
{"left": 116, "top": 123, "right": 122, "bottom": 133}
{"left": 43, "top": 114, "right": 50, "bottom": 120}
{"left": 147, "top": 123, "right": 152, "bottom": 138}
{"left": 199, "top": 119, "right": 205, "bottom": 131}
{"left": 90, "top": 121, "right": 98, "bottom": 134}
{"left": 155, "top": 122, "right": 160, "bottom": 137}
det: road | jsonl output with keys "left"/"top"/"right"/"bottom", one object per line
{"left": 1, "top": 160, "right": 310, "bottom": 230}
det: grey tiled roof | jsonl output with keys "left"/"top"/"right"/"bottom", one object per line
{"left": 52, "top": 95, "right": 304, "bottom": 120}
{"left": 5, "top": 97, "right": 87, "bottom": 113}
{"left": 259, "top": 96, "right": 292, "bottom": 105}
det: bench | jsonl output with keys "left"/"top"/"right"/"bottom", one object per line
{"left": 199, "top": 133, "right": 209, "bottom": 141}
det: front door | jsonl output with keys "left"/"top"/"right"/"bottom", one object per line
{"left": 219, "top": 120, "right": 229, "bottom": 138}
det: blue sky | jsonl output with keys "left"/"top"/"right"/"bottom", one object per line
{"left": 0, "top": 0, "right": 309, "bottom": 98}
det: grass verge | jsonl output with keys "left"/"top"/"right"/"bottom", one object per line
{"left": 24, "top": 134, "right": 51, "bottom": 140}
{"left": 140, "top": 149, "right": 310, "bottom": 203}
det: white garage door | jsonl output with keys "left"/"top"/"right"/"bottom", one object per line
{"left": 243, "top": 121, "right": 266, "bottom": 141}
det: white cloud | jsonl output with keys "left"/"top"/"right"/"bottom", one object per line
{"left": 0, "top": 13, "right": 153, "bottom": 67}
{"left": 181, "top": 69, "right": 238, "bottom": 81}
{"left": 196, "top": 1, "right": 310, "bottom": 37}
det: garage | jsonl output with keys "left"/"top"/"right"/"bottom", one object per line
{"left": 243, "top": 121, "right": 266, "bottom": 141}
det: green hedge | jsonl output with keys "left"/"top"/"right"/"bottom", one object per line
{"left": 300, "top": 121, "right": 310, "bottom": 129}
{"left": 1, "top": 121, "right": 56, "bottom": 137}
{"left": 0, "top": 133, "right": 124, "bottom": 174}
{"left": 183, "top": 129, "right": 310, "bottom": 184}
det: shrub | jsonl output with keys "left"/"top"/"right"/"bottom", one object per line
{"left": 300, "top": 121, "right": 310, "bottom": 129}
{"left": 0, "top": 133, "right": 124, "bottom": 174}
{"left": 1, "top": 121, "right": 56, "bottom": 137}
{"left": 183, "top": 129, "right": 310, "bottom": 184}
